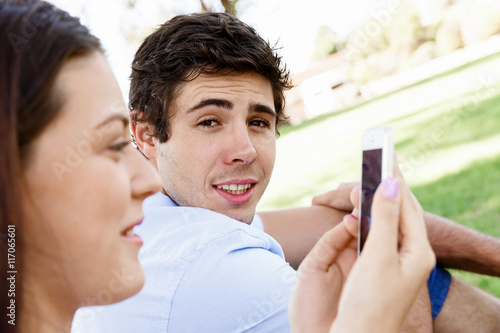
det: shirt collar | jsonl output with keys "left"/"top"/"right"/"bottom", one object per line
{"left": 143, "top": 191, "right": 261, "bottom": 227}
{"left": 143, "top": 191, "right": 177, "bottom": 208}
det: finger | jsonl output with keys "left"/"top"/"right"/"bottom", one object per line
{"left": 385, "top": 165, "right": 435, "bottom": 275}
{"left": 391, "top": 157, "right": 418, "bottom": 242}
{"left": 298, "top": 219, "right": 356, "bottom": 275}
{"left": 350, "top": 185, "right": 360, "bottom": 211}
{"left": 391, "top": 159, "right": 419, "bottom": 220}
{"left": 394, "top": 175, "right": 426, "bottom": 252}
{"left": 393, "top": 157, "right": 404, "bottom": 179}
{"left": 349, "top": 185, "right": 359, "bottom": 219}
{"left": 338, "top": 181, "right": 360, "bottom": 190}
{"left": 398, "top": 183, "right": 435, "bottom": 273}
{"left": 363, "top": 177, "right": 401, "bottom": 259}
{"left": 311, "top": 182, "right": 358, "bottom": 211}
{"left": 343, "top": 214, "right": 358, "bottom": 239}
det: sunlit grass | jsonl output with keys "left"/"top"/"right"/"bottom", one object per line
{"left": 259, "top": 52, "right": 500, "bottom": 296}
{"left": 260, "top": 53, "right": 500, "bottom": 208}
{"left": 413, "top": 157, "right": 500, "bottom": 296}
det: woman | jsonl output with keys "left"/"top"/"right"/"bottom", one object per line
{"left": 1, "top": 1, "right": 434, "bottom": 332}
{"left": 0, "top": 1, "right": 161, "bottom": 332}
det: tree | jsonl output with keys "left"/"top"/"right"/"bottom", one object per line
{"left": 311, "top": 25, "right": 343, "bottom": 60}
{"left": 200, "top": 0, "right": 239, "bottom": 16}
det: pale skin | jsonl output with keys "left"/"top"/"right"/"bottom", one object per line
{"left": 260, "top": 181, "right": 500, "bottom": 274}
{"left": 257, "top": 203, "right": 426, "bottom": 331}
{"left": 261, "top": 182, "right": 500, "bottom": 332}
{"left": 133, "top": 72, "right": 277, "bottom": 224}
{"left": 279, "top": 174, "right": 432, "bottom": 333}
{"left": 311, "top": 182, "right": 500, "bottom": 276}
{"left": 133, "top": 71, "right": 500, "bottom": 332}
{"left": 20, "top": 52, "right": 161, "bottom": 332}
{"left": 289, "top": 175, "right": 436, "bottom": 333}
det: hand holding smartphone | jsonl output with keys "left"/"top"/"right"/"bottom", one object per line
{"left": 358, "top": 126, "right": 394, "bottom": 254}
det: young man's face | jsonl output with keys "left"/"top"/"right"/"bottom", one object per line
{"left": 155, "top": 72, "right": 277, "bottom": 223}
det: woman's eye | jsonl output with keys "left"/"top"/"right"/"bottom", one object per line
{"left": 109, "top": 141, "right": 130, "bottom": 152}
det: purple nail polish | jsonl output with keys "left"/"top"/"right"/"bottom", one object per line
{"left": 343, "top": 214, "right": 358, "bottom": 221}
{"left": 382, "top": 177, "right": 399, "bottom": 199}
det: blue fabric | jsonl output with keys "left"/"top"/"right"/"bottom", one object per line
{"left": 72, "top": 192, "right": 295, "bottom": 332}
{"left": 71, "top": 191, "right": 452, "bottom": 331}
{"left": 428, "top": 265, "right": 452, "bottom": 320}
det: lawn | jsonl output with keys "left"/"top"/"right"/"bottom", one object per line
{"left": 413, "top": 157, "right": 500, "bottom": 295}
{"left": 258, "top": 52, "right": 500, "bottom": 296}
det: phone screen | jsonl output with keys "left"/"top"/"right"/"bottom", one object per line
{"left": 359, "top": 148, "right": 382, "bottom": 252}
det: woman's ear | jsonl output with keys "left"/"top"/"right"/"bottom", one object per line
{"left": 130, "top": 117, "right": 157, "bottom": 160}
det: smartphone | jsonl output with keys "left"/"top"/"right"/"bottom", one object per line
{"left": 358, "top": 126, "right": 394, "bottom": 254}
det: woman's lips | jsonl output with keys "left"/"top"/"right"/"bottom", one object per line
{"left": 122, "top": 219, "right": 144, "bottom": 246}
{"left": 122, "top": 234, "right": 143, "bottom": 246}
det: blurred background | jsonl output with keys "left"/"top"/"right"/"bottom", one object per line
{"left": 50, "top": 0, "right": 500, "bottom": 296}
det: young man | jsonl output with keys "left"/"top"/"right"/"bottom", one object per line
{"left": 72, "top": 12, "right": 500, "bottom": 332}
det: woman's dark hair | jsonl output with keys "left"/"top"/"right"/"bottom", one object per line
{"left": 129, "top": 12, "right": 292, "bottom": 143}
{"left": 0, "top": 1, "right": 102, "bottom": 330}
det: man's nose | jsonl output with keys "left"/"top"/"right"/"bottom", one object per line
{"left": 223, "top": 125, "right": 257, "bottom": 165}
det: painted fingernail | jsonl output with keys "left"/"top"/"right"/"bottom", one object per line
{"left": 382, "top": 177, "right": 399, "bottom": 199}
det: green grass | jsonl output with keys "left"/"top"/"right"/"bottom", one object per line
{"left": 280, "top": 51, "right": 500, "bottom": 137}
{"left": 394, "top": 93, "right": 500, "bottom": 152}
{"left": 412, "top": 157, "right": 500, "bottom": 296}
{"left": 260, "top": 51, "right": 500, "bottom": 297}
{"left": 412, "top": 157, "right": 500, "bottom": 231}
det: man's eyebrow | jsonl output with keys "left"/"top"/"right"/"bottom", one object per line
{"left": 187, "top": 99, "right": 233, "bottom": 113}
{"left": 94, "top": 113, "right": 129, "bottom": 130}
{"left": 249, "top": 103, "right": 277, "bottom": 117}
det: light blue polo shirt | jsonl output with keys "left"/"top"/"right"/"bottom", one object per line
{"left": 72, "top": 192, "right": 296, "bottom": 332}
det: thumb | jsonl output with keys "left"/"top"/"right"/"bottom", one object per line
{"left": 362, "top": 177, "right": 401, "bottom": 260}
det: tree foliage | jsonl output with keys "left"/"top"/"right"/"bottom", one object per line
{"left": 311, "top": 25, "right": 343, "bottom": 60}
{"left": 200, "top": 0, "right": 239, "bottom": 16}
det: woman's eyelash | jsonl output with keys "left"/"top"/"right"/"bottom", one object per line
{"left": 109, "top": 141, "right": 130, "bottom": 152}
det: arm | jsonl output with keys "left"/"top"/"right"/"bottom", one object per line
{"left": 259, "top": 183, "right": 355, "bottom": 269}
{"left": 424, "top": 211, "right": 500, "bottom": 276}
{"left": 312, "top": 183, "right": 500, "bottom": 276}
{"left": 258, "top": 205, "right": 346, "bottom": 269}
{"left": 346, "top": 180, "right": 500, "bottom": 333}
{"left": 269, "top": 183, "right": 500, "bottom": 333}
{"left": 332, "top": 177, "right": 435, "bottom": 333}
{"left": 289, "top": 177, "right": 435, "bottom": 333}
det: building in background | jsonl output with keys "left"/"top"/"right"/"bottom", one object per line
{"left": 285, "top": 51, "right": 360, "bottom": 124}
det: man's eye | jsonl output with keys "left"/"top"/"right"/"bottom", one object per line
{"left": 249, "top": 119, "right": 270, "bottom": 128}
{"left": 198, "top": 119, "right": 219, "bottom": 127}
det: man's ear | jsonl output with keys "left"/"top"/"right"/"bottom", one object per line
{"left": 130, "top": 119, "right": 158, "bottom": 160}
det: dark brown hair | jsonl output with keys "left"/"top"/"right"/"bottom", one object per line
{"left": 0, "top": 1, "right": 102, "bottom": 330}
{"left": 129, "top": 12, "right": 292, "bottom": 143}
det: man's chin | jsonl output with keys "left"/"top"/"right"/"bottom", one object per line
{"left": 221, "top": 208, "right": 256, "bottom": 225}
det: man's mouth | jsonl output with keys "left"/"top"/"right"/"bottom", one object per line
{"left": 215, "top": 183, "right": 253, "bottom": 195}
{"left": 213, "top": 179, "right": 257, "bottom": 204}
